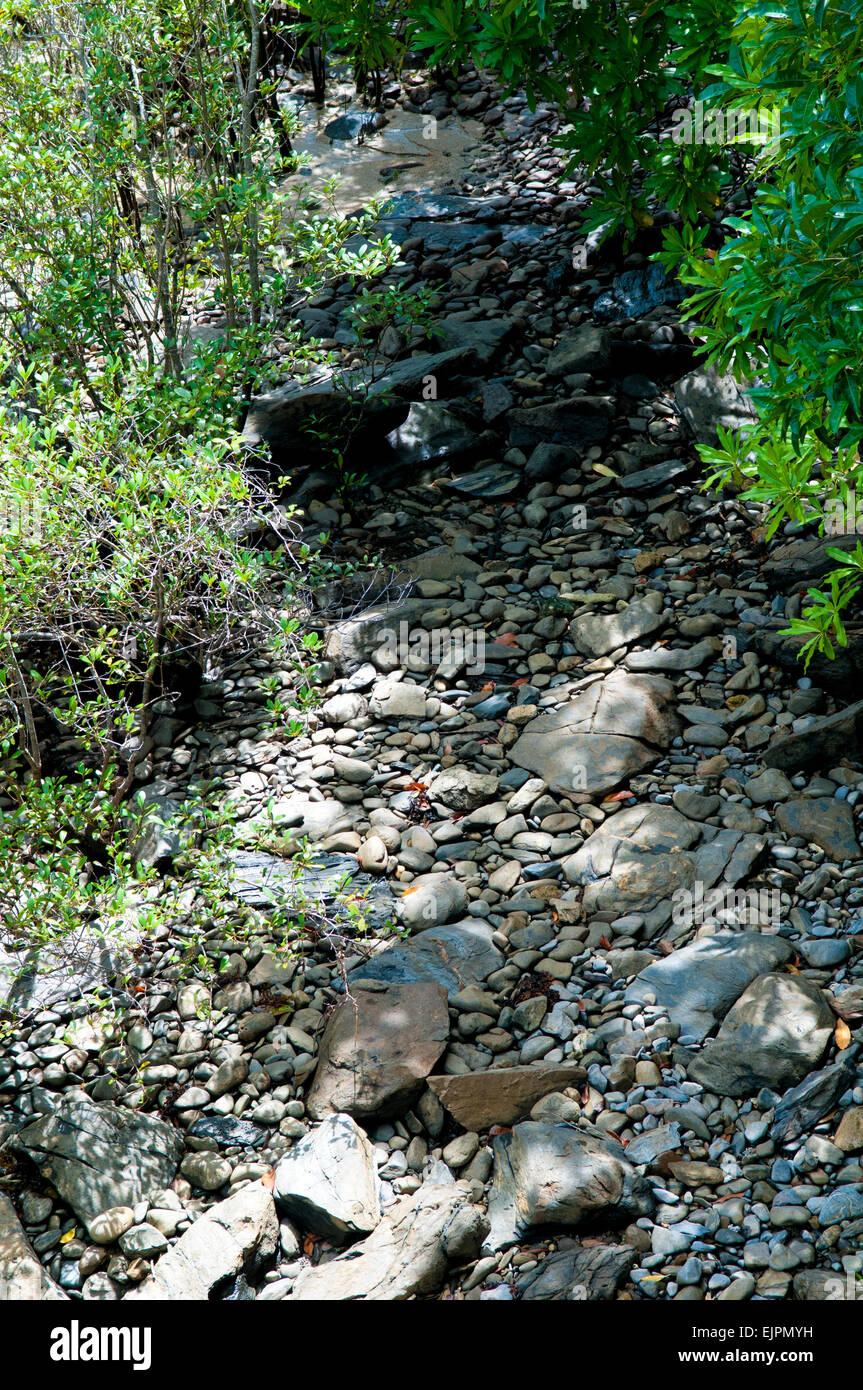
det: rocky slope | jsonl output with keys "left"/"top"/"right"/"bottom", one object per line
{"left": 2, "top": 70, "right": 863, "bottom": 1305}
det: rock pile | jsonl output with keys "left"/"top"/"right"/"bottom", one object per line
{"left": 2, "top": 63, "right": 863, "bottom": 1305}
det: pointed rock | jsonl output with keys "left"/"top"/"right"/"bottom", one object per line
{"left": 306, "top": 980, "right": 449, "bottom": 1120}
{"left": 347, "top": 919, "right": 503, "bottom": 998}
{"left": 273, "top": 1114, "right": 380, "bottom": 1244}
{"left": 288, "top": 1182, "right": 487, "bottom": 1300}
{"left": 126, "top": 1185, "right": 278, "bottom": 1300}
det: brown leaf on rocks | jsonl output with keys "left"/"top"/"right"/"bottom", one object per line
{"left": 835, "top": 1019, "right": 852, "bottom": 1050}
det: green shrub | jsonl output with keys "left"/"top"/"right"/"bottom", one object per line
{"left": 0, "top": 0, "right": 402, "bottom": 993}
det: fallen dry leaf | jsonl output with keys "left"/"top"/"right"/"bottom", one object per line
{"left": 836, "top": 1018, "right": 852, "bottom": 1050}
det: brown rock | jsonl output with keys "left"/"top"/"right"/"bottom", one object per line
{"left": 427, "top": 1063, "right": 587, "bottom": 1131}
{"left": 306, "top": 981, "right": 449, "bottom": 1120}
{"left": 834, "top": 1106, "right": 863, "bottom": 1153}
{"left": 774, "top": 797, "right": 859, "bottom": 861}
{"left": 634, "top": 547, "right": 675, "bottom": 574}
{"left": 667, "top": 1160, "right": 725, "bottom": 1185}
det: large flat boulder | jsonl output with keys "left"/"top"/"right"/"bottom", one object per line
{"left": 347, "top": 919, "right": 504, "bottom": 998}
{"left": 510, "top": 671, "right": 680, "bottom": 799}
{"left": 227, "top": 849, "right": 395, "bottom": 932}
{"left": 625, "top": 931, "right": 793, "bottom": 1041}
{"left": 9, "top": 1097, "right": 183, "bottom": 1225}
{"left": 242, "top": 349, "right": 475, "bottom": 458}
{"left": 563, "top": 805, "right": 766, "bottom": 936}
{"left": 427, "top": 1064, "right": 587, "bottom": 1131}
